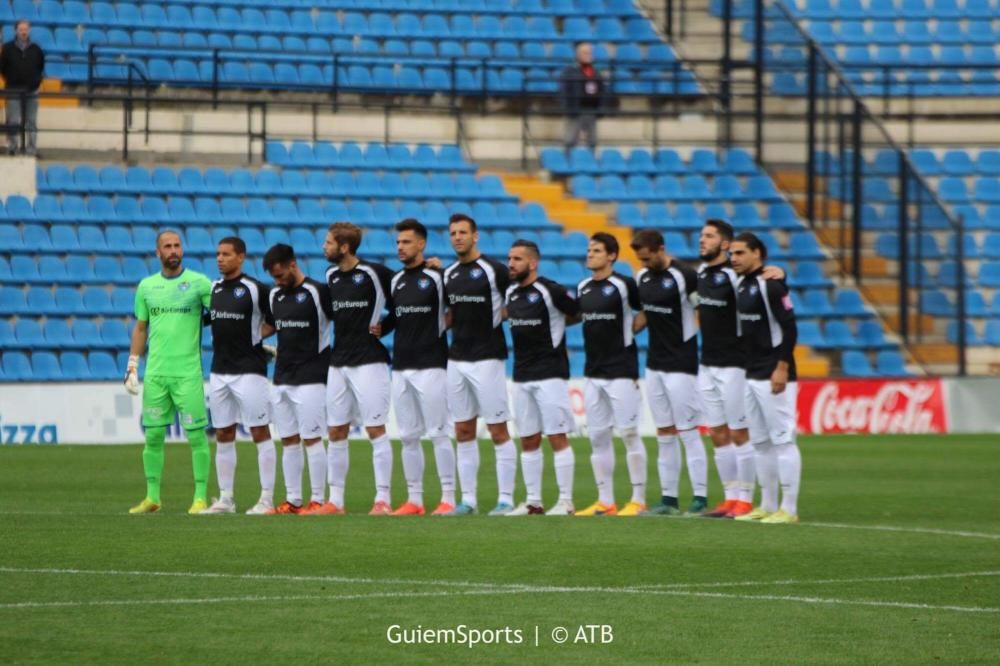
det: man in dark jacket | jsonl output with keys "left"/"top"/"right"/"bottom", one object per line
{"left": 558, "top": 42, "right": 605, "bottom": 153}
{"left": 1, "top": 20, "right": 45, "bottom": 155}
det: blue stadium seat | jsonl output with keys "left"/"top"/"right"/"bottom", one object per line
{"left": 61, "top": 351, "right": 92, "bottom": 380}
{"left": 0, "top": 287, "right": 29, "bottom": 314}
{"left": 947, "top": 321, "right": 982, "bottom": 345}
{"left": 101, "top": 320, "right": 130, "bottom": 347}
{"left": 88, "top": 352, "right": 119, "bottom": 380}
{"left": 875, "top": 350, "right": 910, "bottom": 376}
{"left": 12, "top": 256, "right": 41, "bottom": 283}
{"left": 841, "top": 350, "right": 874, "bottom": 377}
{"left": 31, "top": 352, "right": 63, "bottom": 380}
{"left": 55, "top": 287, "right": 85, "bottom": 314}
{"left": 82, "top": 288, "right": 115, "bottom": 315}
{"left": 2, "top": 352, "right": 33, "bottom": 381}
{"left": 13, "top": 319, "right": 45, "bottom": 349}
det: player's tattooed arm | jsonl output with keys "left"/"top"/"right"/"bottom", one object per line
{"left": 633, "top": 310, "right": 648, "bottom": 333}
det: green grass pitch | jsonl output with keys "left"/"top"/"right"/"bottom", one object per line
{"left": 1, "top": 434, "right": 998, "bottom": 664}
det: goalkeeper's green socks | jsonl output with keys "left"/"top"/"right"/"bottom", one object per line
{"left": 186, "top": 427, "right": 210, "bottom": 503}
{"left": 142, "top": 426, "right": 167, "bottom": 504}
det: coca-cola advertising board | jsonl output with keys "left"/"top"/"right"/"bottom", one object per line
{"left": 798, "top": 379, "right": 949, "bottom": 434}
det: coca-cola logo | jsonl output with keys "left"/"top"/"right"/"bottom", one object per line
{"left": 809, "top": 382, "right": 941, "bottom": 434}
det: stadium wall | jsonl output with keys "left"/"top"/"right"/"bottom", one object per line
{"left": 2, "top": 377, "right": 994, "bottom": 445}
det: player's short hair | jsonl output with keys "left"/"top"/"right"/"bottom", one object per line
{"left": 395, "top": 218, "right": 427, "bottom": 239}
{"left": 263, "top": 243, "right": 296, "bottom": 271}
{"left": 734, "top": 231, "right": 768, "bottom": 260}
{"left": 328, "top": 222, "right": 363, "bottom": 254}
{"left": 511, "top": 239, "right": 540, "bottom": 258}
{"left": 704, "top": 219, "right": 734, "bottom": 241}
{"left": 448, "top": 213, "right": 477, "bottom": 232}
{"left": 630, "top": 228, "right": 665, "bottom": 252}
{"left": 218, "top": 236, "right": 246, "bottom": 255}
{"left": 590, "top": 232, "right": 619, "bottom": 258}
{"left": 155, "top": 229, "right": 181, "bottom": 247}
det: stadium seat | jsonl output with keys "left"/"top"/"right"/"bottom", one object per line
{"left": 88, "top": 352, "right": 119, "bottom": 380}
{"left": 841, "top": 350, "right": 874, "bottom": 377}
{"left": 875, "top": 350, "right": 910, "bottom": 376}
{"left": 2, "top": 352, "right": 33, "bottom": 381}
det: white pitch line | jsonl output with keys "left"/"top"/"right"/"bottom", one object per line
{"left": 638, "top": 570, "right": 1000, "bottom": 590}
{"left": 0, "top": 585, "right": 996, "bottom": 615}
{"left": 802, "top": 522, "right": 1000, "bottom": 541}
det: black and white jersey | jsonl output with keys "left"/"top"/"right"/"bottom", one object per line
{"left": 505, "top": 275, "right": 580, "bottom": 382}
{"left": 636, "top": 260, "right": 699, "bottom": 376}
{"left": 390, "top": 263, "right": 448, "bottom": 371}
{"left": 737, "top": 268, "right": 798, "bottom": 381}
{"left": 444, "top": 255, "right": 509, "bottom": 362}
{"left": 577, "top": 272, "right": 641, "bottom": 380}
{"left": 268, "top": 278, "right": 332, "bottom": 386}
{"left": 325, "top": 259, "right": 393, "bottom": 367}
{"left": 209, "top": 274, "right": 272, "bottom": 376}
{"left": 697, "top": 260, "right": 745, "bottom": 368}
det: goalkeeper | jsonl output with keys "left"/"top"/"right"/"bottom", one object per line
{"left": 126, "top": 230, "right": 214, "bottom": 514}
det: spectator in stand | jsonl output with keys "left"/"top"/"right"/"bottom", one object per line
{"left": 559, "top": 41, "right": 606, "bottom": 153}
{"left": 1, "top": 20, "right": 45, "bottom": 156}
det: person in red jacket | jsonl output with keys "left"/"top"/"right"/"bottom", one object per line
{"left": 559, "top": 42, "right": 606, "bottom": 153}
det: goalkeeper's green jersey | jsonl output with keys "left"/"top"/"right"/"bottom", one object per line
{"left": 134, "top": 268, "right": 213, "bottom": 378}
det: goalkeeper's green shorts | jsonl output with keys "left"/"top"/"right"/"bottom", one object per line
{"left": 142, "top": 374, "right": 208, "bottom": 430}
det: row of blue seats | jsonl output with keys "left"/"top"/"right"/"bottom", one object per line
{"left": 901, "top": 260, "right": 999, "bottom": 288}
{"left": 618, "top": 203, "right": 804, "bottom": 232}
{"left": 1, "top": 198, "right": 553, "bottom": 228}
{"left": 542, "top": 147, "right": 760, "bottom": 176}
{"left": 833, "top": 45, "right": 1000, "bottom": 65}
{"left": 2, "top": 8, "right": 659, "bottom": 42}
{"left": 0, "top": 350, "right": 131, "bottom": 381}
{"left": 766, "top": 22, "right": 1000, "bottom": 46}
{"left": 828, "top": 176, "right": 1000, "bottom": 205}
{"left": 0, "top": 226, "right": 589, "bottom": 260}
{"left": 921, "top": 289, "right": 1000, "bottom": 317}
{"left": 798, "top": 319, "right": 894, "bottom": 349}
{"left": 773, "top": 72, "right": 1000, "bottom": 98}
{"left": 38, "top": 28, "right": 677, "bottom": 63}
{"left": 875, "top": 233, "right": 1000, "bottom": 260}
{"left": 572, "top": 174, "right": 783, "bottom": 202}
{"left": 2, "top": 0, "right": 642, "bottom": 18}
{"left": 818, "top": 148, "right": 1000, "bottom": 178}
{"left": 70, "top": 60, "right": 700, "bottom": 96}
{"left": 841, "top": 350, "right": 911, "bottom": 377}
{"left": 2, "top": 318, "right": 132, "bottom": 349}
{"left": 264, "top": 142, "right": 471, "bottom": 171}
{"left": 947, "top": 320, "right": 1000, "bottom": 345}
{"left": 34, "top": 169, "right": 515, "bottom": 201}
{"left": 784, "top": 0, "right": 999, "bottom": 19}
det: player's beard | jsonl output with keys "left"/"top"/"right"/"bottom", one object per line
{"left": 325, "top": 248, "right": 344, "bottom": 264}
{"left": 511, "top": 267, "right": 531, "bottom": 284}
{"left": 161, "top": 255, "right": 181, "bottom": 270}
{"left": 699, "top": 245, "right": 722, "bottom": 262}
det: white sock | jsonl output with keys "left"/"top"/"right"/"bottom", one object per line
{"left": 713, "top": 444, "right": 738, "bottom": 501}
{"left": 735, "top": 443, "right": 757, "bottom": 503}
{"left": 371, "top": 434, "right": 393, "bottom": 504}
{"left": 520, "top": 449, "right": 543, "bottom": 505}
{"left": 401, "top": 437, "right": 425, "bottom": 507}
{"left": 656, "top": 434, "right": 681, "bottom": 499}
{"left": 256, "top": 439, "right": 275, "bottom": 502}
{"left": 623, "top": 431, "right": 647, "bottom": 503}
{"left": 679, "top": 429, "right": 708, "bottom": 498}
{"left": 456, "top": 440, "right": 479, "bottom": 507}
{"left": 282, "top": 443, "right": 304, "bottom": 505}
{"left": 494, "top": 439, "right": 517, "bottom": 505}
{"left": 590, "top": 428, "right": 615, "bottom": 506}
{"left": 553, "top": 446, "right": 575, "bottom": 502}
{"left": 215, "top": 440, "right": 236, "bottom": 499}
{"left": 305, "top": 441, "right": 326, "bottom": 503}
{"left": 753, "top": 441, "right": 780, "bottom": 513}
{"left": 777, "top": 442, "right": 802, "bottom": 515}
{"left": 327, "top": 439, "right": 349, "bottom": 508}
{"left": 431, "top": 435, "right": 456, "bottom": 506}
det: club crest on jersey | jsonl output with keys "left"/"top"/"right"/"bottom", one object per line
{"left": 713, "top": 272, "right": 727, "bottom": 285}
{"left": 233, "top": 287, "right": 246, "bottom": 298}
{"left": 178, "top": 281, "right": 191, "bottom": 292}
{"left": 527, "top": 292, "right": 540, "bottom": 303}
{"left": 748, "top": 284, "right": 759, "bottom": 296}
{"left": 661, "top": 277, "right": 675, "bottom": 289}
{"left": 470, "top": 267, "right": 484, "bottom": 279}
{"left": 352, "top": 273, "right": 365, "bottom": 285}
{"left": 602, "top": 285, "right": 616, "bottom": 297}
{"left": 295, "top": 292, "right": 308, "bottom": 303}
{"left": 418, "top": 277, "right": 432, "bottom": 290}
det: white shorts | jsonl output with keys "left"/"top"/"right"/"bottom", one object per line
{"left": 208, "top": 373, "right": 272, "bottom": 429}
{"left": 270, "top": 383, "right": 326, "bottom": 440}
{"left": 698, "top": 365, "right": 748, "bottom": 430}
{"left": 326, "top": 363, "right": 391, "bottom": 428}
{"left": 513, "top": 378, "right": 574, "bottom": 437}
{"left": 392, "top": 368, "right": 449, "bottom": 440}
{"left": 447, "top": 359, "right": 510, "bottom": 424}
{"left": 646, "top": 369, "right": 701, "bottom": 431}
{"left": 745, "top": 379, "right": 798, "bottom": 447}
{"left": 584, "top": 377, "right": 642, "bottom": 432}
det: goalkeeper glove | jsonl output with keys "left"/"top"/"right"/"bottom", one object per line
{"left": 124, "top": 354, "right": 140, "bottom": 395}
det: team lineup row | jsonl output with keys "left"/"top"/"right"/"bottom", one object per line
{"left": 124, "top": 214, "right": 801, "bottom": 523}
